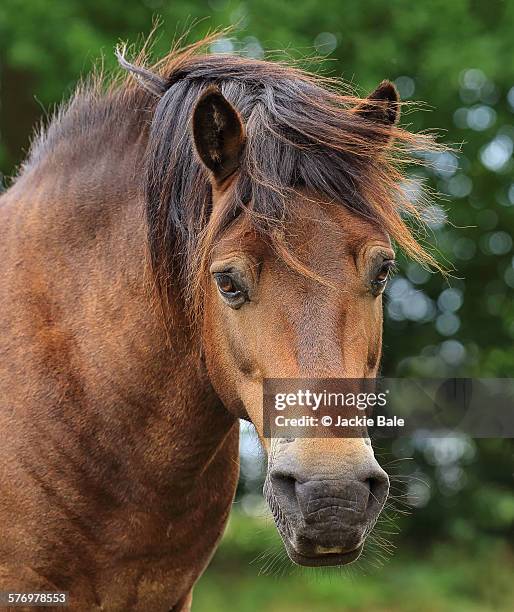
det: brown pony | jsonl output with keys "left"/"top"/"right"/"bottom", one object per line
{"left": 0, "top": 34, "right": 435, "bottom": 611}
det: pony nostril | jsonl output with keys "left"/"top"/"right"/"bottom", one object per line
{"left": 364, "top": 474, "right": 389, "bottom": 516}
{"left": 366, "top": 477, "right": 379, "bottom": 509}
{"left": 270, "top": 471, "right": 299, "bottom": 513}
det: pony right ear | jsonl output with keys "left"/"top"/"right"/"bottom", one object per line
{"left": 356, "top": 81, "right": 400, "bottom": 126}
{"left": 192, "top": 86, "right": 245, "bottom": 185}
{"left": 354, "top": 81, "right": 400, "bottom": 147}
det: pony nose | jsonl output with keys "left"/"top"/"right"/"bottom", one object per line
{"left": 294, "top": 472, "right": 389, "bottom": 525}
{"left": 270, "top": 463, "right": 389, "bottom": 525}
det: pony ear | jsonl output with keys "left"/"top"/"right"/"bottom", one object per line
{"left": 355, "top": 81, "right": 400, "bottom": 144}
{"left": 192, "top": 86, "right": 245, "bottom": 185}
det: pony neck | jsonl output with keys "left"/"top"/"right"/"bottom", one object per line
{"left": 3, "top": 94, "right": 237, "bottom": 499}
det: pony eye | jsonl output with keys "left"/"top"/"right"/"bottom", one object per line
{"left": 215, "top": 273, "right": 238, "bottom": 295}
{"left": 371, "top": 260, "right": 395, "bottom": 295}
{"left": 213, "top": 272, "right": 248, "bottom": 308}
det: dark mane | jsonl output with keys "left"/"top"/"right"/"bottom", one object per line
{"left": 22, "top": 33, "right": 441, "bottom": 324}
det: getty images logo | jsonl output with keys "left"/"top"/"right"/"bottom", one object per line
{"left": 274, "top": 389, "right": 389, "bottom": 412}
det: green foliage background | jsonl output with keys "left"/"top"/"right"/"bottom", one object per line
{"left": 0, "top": 1, "right": 513, "bottom": 610}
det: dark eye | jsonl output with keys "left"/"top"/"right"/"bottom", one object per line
{"left": 214, "top": 272, "right": 248, "bottom": 308}
{"left": 371, "top": 259, "right": 395, "bottom": 295}
{"left": 215, "top": 273, "right": 238, "bottom": 295}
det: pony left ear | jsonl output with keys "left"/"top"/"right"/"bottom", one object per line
{"left": 192, "top": 86, "right": 245, "bottom": 185}
{"left": 355, "top": 81, "right": 400, "bottom": 144}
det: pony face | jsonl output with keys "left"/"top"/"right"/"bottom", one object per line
{"left": 191, "top": 86, "right": 401, "bottom": 565}
{"left": 201, "top": 187, "right": 392, "bottom": 565}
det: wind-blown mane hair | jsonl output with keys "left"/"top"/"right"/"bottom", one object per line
{"left": 118, "top": 33, "right": 440, "bottom": 321}
{"left": 25, "top": 32, "right": 442, "bottom": 324}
